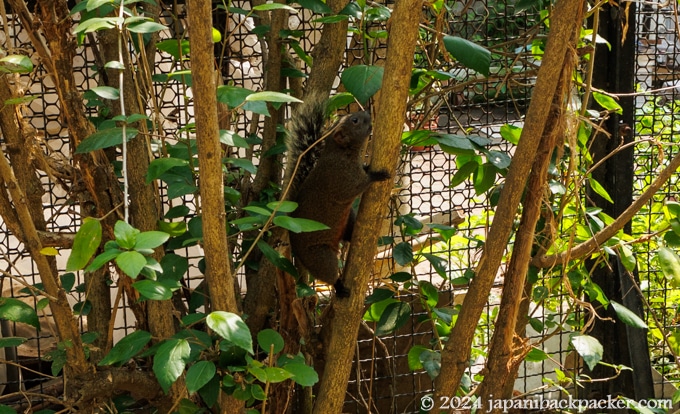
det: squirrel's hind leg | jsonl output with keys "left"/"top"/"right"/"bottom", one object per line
{"left": 299, "top": 244, "right": 349, "bottom": 298}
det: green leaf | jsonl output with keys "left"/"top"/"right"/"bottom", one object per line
{"left": 49, "top": 348, "right": 67, "bottom": 376}
{"left": 267, "top": 200, "right": 298, "bottom": 213}
{"left": 473, "top": 163, "right": 497, "bottom": 195}
{"left": 206, "top": 311, "right": 253, "bottom": 354}
{"left": 588, "top": 177, "right": 614, "bottom": 204}
{"left": 245, "top": 91, "right": 302, "bottom": 104}
{"left": 126, "top": 20, "right": 167, "bottom": 34}
{"left": 666, "top": 201, "right": 680, "bottom": 219}
{"left": 198, "top": 375, "right": 220, "bottom": 408}
{"left": 114, "top": 220, "right": 139, "bottom": 249}
{"left": 98, "top": 330, "right": 152, "bottom": 366}
{"left": 153, "top": 338, "right": 191, "bottom": 393}
{"left": 3, "top": 95, "right": 38, "bottom": 105}
{"left": 146, "top": 158, "right": 188, "bottom": 184}
{"left": 263, "top": 367, "right": 293, "bottom": 383}
{"left": 486, "top": 150, "right": 511, "bottom": 169}
{"left": 104, "top": 60, "right": 124, "bottom": 70}
{"left": 0, "top": 54, "right": 33, "bottom": 74}
{"left": 312, "top": 14, "right": 349, "bottom": 24}
{"left": 375, "top": 302, "right": 411, "bottom": 336}
{"left": 226, "top": 158, "right": 257, "bottom": 174}
{"left": 76, "top": 127, "right": 139, "bottom": 153}
{"left": 610, "top": 301, "right": 647, "bottom": 329}
{"left": 389, "top": 272, "right": 412, "bottom": 282}
{"left": 442, "top": 36, "right": 491, "bottom": 77}
{"left": 500, "top": 124, "right": 522, "bottom": 144}
{"left": 419, "top": 281, "right": 439, "bottom": 308}
{"left": 434, "top": 134, "right": 477, "bottom": 154}
{"left": 274, "top": 216, "right": 329, "bottom": 233}
{"left": 257, "top": 240, "right": 298, "bottom": 277}
{"left": 66, "top": 218, "right": 102, "bottom": 271}
{"left": 571, "top": 334, "right": 603, "bottom": 371}
{"left": 282, "top": 362, "right": 319, "bottom": 387}
{"left": 619, "top": 244, "right": 636, "bottom": 271}
{"left": 525, "top": 347, "right": 549, "bottom": 362}
{"left": 60, "top": 273, "right": 76, "bottom": 292}
{"left": 156, "top": 39, "right": 190, "bottom": 60}
{"left": 219, "top": 130, "right": 249, "bottom": 148}
{"left": 73, "top": 300, "right": 92, "bottom": 316}
{"left": 73, "top": 16, "right": 122, "bottom": 34}
{"left": 186, "top": 361, "right": 217, "bottom": 394}
{"left": 393, "top": 242, "right": 414, "bottom": 266}
{"left": 160, "top": 254, "right": 189, "bottom": 281}
{"left": 115, "top": 251, "right": 147, "bottom": 279}
{"left": 450, "top": 160, "right": 479, "bottom": 187}
{"left": 89, "top": 86, "right": 119, "bottom": 100}
{"left": 407, "top": 345, "right": 428, "bottom": 370}
{"left": 365, "top": 288, "right": 395, "bottom": 304}
{"left": 86, "top": 0, "right": 114, "bottom": 12}
{"left": 0, "top": 404, "right": 18, "bottom": 414}
{"left": 657, "top": 247, "right": 680, "bottom": 288}
{"left": 423, "top": 253, "right": 448, "bottom": 278}
{"left": 0, "top": 298, "right": 39, "bottom": 329}
{"left": 340, "top": 65, "right": 384, "bottom": 105}
{"left": 133, "top": 280, "right": 174, "bottom": 300}
{"left": 85, "top": 248, "right": 122, "bottom": 272}
{"left": 592, "top": 91, "right": 623, "bottom": 114}
{"left": 252, "top": 3, "right": 296, "bottom": 11}
{"left": 257, "top": 329, "right": 284, "bottom": 354}
{"left": 296, "top": 0, "right": 332, "bottom": 13}
{"left": 428, "top": 223, "right": 457, "bottom": 241}
{"left": 363, "top": 298, "right": 398, "bottom": 322}
{"left": 135, "top": 231, "right": 170, "bottom": 250}
{"left": 585, "top": 281, "right": 608, "bottom": 306}
{"left": 0, "top": 337, "right": 27, "bottom": 348}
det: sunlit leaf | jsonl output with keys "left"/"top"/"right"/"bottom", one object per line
{"left": 153, "top": 338, "right": 191, "bottom": 393}
{"left": 206, "top": 311, "right": 253, "bottom": 354}
{"left": 571, "top": 335, "right": 602, "bottom": 371}
{"left": 66, "top": 218, "right": 102, "bottom": 271}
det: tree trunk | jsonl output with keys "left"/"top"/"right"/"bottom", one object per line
{"left": 312, "top": 1, "right": 422, "bottom": 412}
{"left": 476, "top": 51, "right": 575, "bottom": 405}
{"left": 186, "top": 0, "right": 240, "bottom": 318}
{"left": 434, "top": 0, "right": 587, "bottom": 398}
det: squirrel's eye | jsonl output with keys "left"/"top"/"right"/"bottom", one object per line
{"left": 351, "top": 116, "right": 359, "bottom": 124}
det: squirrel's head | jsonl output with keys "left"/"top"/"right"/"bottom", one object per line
{"left": 333, "top": 111, "right": 372, "bottom": 148}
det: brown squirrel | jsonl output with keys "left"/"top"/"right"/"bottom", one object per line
{"left": 286, "top": 95, "right": 390, "bottom": 298}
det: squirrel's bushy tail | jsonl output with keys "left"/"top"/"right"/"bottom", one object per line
{"left": 284, "top": 94, "right": 328, "bottom": 200}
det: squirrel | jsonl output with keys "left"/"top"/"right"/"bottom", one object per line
{"left": 285, "top": 95, "right": 391, "bottom": 298}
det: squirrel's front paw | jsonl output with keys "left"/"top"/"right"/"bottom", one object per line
{"left": 369, "top": 170, "right": 391, "bottom": 182}
{"left": 334, "top": 280, "right": 350, "bottom": 298}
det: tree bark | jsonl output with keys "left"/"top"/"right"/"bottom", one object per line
{"left": 476, "top": 49, "right": 575, "bottom": 405}
{"left": 312, "top": 2, "right": 422, "bottom": 413}
{"left": 187, "top": 0, "right": 239, "bottom": 316}
{"left": 434, "top": 0, "right": 587, "bottom": 398}
{"left": 304, "top": 0, "right": 350, "bottom": 98}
